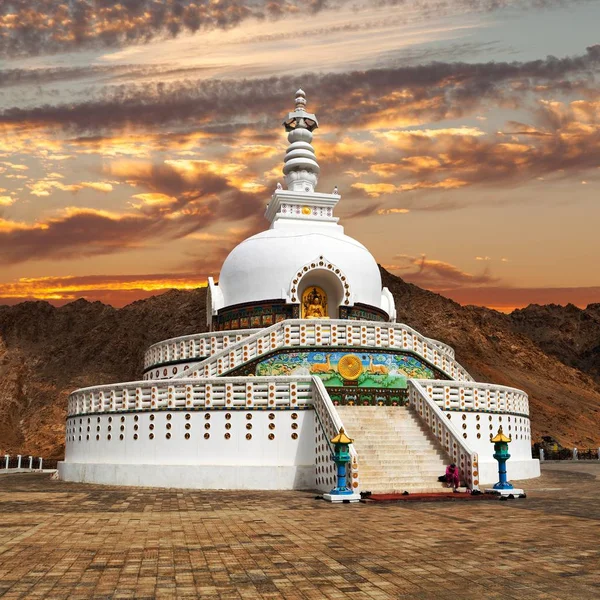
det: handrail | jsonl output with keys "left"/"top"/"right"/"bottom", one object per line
{"left": 171, "top": 319, "right": 472, "bottom": 383}
{"left": 144, "top": 326, "right": 455, "bottom": 370}
{"left": 415, "top": 379, "right": 529, "bottom": 417}
{"left": 67, "top": 376, "right": 313, "bottom": 416}
{"left": 408, "top": 379, "right": 480, "bottom": 490}
{"left": 144, "top": 329, "right": 256, "bottom": 370}
{"left": 425, "top": 337, "right": 455, "bottom": 358}
{"left": 311, "top": 376, "right": 360, "bottom": 493}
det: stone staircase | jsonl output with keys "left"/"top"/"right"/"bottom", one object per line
{"left": 336, "top": 406, "right": 453, "bottom": 494}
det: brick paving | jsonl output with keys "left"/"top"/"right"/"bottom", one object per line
{"left": 0, "top": 464, "right": 599, "bottom": 599}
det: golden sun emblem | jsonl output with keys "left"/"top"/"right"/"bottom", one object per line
{"left": 337, "top": 354, "right": 363, "bottom": 381}
{"left": 301, "top": 206, "right": 311, "bottom": 215}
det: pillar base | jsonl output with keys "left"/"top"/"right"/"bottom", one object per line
{"left": 323, "top": 492, "right": 361, "bottom": 503}
{"left": 484, "top": 488, "right": 526, "bottom": 498}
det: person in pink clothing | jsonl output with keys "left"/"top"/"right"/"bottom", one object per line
{"left": 446, "top": 463, "right": 460, "bottom": 491}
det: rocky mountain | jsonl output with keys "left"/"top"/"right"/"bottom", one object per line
{"left": 1, "top": 270, "right": 599, "bottom": 459}
{"left": 509, "top": 303, "right": 600, "bottom": 384}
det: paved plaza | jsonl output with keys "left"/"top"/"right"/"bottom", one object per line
{"left": 0, "top": 464, "right": 598, "bottom": 599}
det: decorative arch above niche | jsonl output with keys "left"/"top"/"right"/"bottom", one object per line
{"left": 289, "top": 256, "right": 352, "bottom": 319}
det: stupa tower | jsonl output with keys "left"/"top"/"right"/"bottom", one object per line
{"left": 207, "top": 89, "right": 397, "bottom": 330}
{"left": 282, "top": 89, "right": 320, "bottom": 193}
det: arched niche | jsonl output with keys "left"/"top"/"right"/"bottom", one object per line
{"left": 289, "top": 256, "right": 351, "bottom": 319}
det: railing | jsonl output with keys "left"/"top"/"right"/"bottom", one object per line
{"left": 534, "top": 446, "right": 600, "bottom": 461}
{"left": 172, "top": 319, "right": 472, "bottom": 383}
{"left": 67, "top": 376, "right": 314, "bottom": 416}
{"left": 2, "top": 455, "right": 45, "bottom": 470}
{"left": 144, "top": 329, "right": 255, "bottom": 370}
{"left": 408, "top": 380, "right": 479, "bottom": 489}
{"left": 415, "top": 380, "right": 529, "bottom": 417}
{"left": 312, "top": 377, "right": 360, "bottom": 493}
{"left": 425, "top": 337, "right": 455, "bottom": 358}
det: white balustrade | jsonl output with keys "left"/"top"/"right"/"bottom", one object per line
{"left": 171, "top": 319, "right": 470, "bottom": 383}
{"left": 144, "top": 330, "right": 256, "bottom": 370}
{"left": 312, "top": 377, "right": 360, "bottom": 493}
{"left": 408, "top": 380, "right": 480, "bottom": 490}
{"left": 67, "top": 376, "right": 315, "bottom": 417}
{"left": 145, "top": 321, "right": 458, "bottom": 374}
{"left": 414, "top": 380, "right": 529, "bottom": 417}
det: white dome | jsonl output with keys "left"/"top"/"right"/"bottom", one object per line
{"left": 218, "top": 226, "right": 383, "bottom": 312}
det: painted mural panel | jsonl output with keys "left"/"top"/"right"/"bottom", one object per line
{"left": 254, "top": 351, "right": 437, "bottom": 389}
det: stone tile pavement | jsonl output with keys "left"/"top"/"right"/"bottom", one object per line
{"left": 0, "top": 463, "right": 599, "bottom": 599}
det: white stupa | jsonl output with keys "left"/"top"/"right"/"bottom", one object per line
{"left": 59, "top": 91, "right": 540, "bottom": 493}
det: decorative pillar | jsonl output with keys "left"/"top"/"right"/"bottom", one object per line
{"left": 323, "top": 427, "right": 360, "bottom": 503}
{"left": 485, "top": 426, "right": 526, "bottom": 498}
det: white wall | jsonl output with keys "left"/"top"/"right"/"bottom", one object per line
{"left": 444, "top": 410, "right": 539, "bottom": 484}
{"left": 66, "top": 409, "right": 315, "bottom": 467}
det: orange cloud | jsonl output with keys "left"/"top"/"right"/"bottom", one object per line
{"left": 352, "top": 178, "right": 467, "bottom": 197}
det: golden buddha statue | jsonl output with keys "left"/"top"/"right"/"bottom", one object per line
{"left": 302, "top": 287, "right": 328, "bottom": 319}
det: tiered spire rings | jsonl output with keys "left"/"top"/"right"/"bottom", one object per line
{"left": 282, "top": 89, "right": 320, "bottom": 193}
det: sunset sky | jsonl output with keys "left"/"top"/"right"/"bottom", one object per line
{"left": 0, "top": 0, "right": 599, "bottom": 312}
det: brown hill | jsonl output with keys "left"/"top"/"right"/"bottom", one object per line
{"left": 509, "top": 303, "right": 600, "bottom": 383}
{"left": 1, "top": 270, "right": 599, "bottom": 459}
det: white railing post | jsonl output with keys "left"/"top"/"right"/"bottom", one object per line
{"left": 573, "top": 447, "right": 578, "bottom": 461}
{"left": 17, "top": 454, "right": 22, "bottom": 469}
{"left": 28, "top": 456, "right": 33, "bottom": 470}
{"left": 39, "top": 457, "right": 43, "bottom": 470}
{"left": 4, "top": 455, "right": 8, "bottom": 469}
{"left": 539, "top": 448, "right": 545, "bottom": 462}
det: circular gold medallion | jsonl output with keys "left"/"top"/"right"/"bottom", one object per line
{"left": 301, "top": 206, "right": 311, "bottom": 215}
{"left": 337, "top": 354, "right": 363, "bottom": 381}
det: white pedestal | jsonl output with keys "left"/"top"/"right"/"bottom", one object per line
{"left": 484, "top": 488, "right": 526, "bottom": 498}
{"left": 323, "top": 492, "right": 361, "bottom": 503}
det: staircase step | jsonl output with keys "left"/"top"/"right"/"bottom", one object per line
{"left": 335, "top": 405, "right": 454, "bottom": 493}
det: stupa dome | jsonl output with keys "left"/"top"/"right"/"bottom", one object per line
{"left": 218, "top": 227, "right": 383, "bottom": 310}
{"left": 207, "top": 90, "right": 396, "bottom": 329}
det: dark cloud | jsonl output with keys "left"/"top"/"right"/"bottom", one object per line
{"left": 0, "top": 160, "right": 264, "bottom": 265}
{"left": 0, "top": 0, "right": 589, "bottom": 58}
{"left": 0, "top": 63, "right": 219, "bottom": 89}
{"left": 0, "top": 0, "right": 335, "bottom": 58}
{"left": 388, "top": 254, "right": 500, "bottom": 289}
{"left": 0, "top": 45, "right": 597, "bottom": 134}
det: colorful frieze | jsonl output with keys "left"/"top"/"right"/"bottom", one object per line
{"left": 338, "top": 303, "right": 388, "bottom": 322}
{"left": 253, "top": 350, "right": 444, "bottom": 389}
{"left": 215, "top": 300, "right": 391, "bottom": 331}
{"left": 214, "top": 300, "right": 299, "bottom": 331}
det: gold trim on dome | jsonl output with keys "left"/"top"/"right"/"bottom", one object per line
{"left": 337, "top": 354, "right": 362, "bottom": 381}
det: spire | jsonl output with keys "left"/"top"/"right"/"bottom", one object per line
{"left": 282, "top": 89, "right": 320, "bottom": 193}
